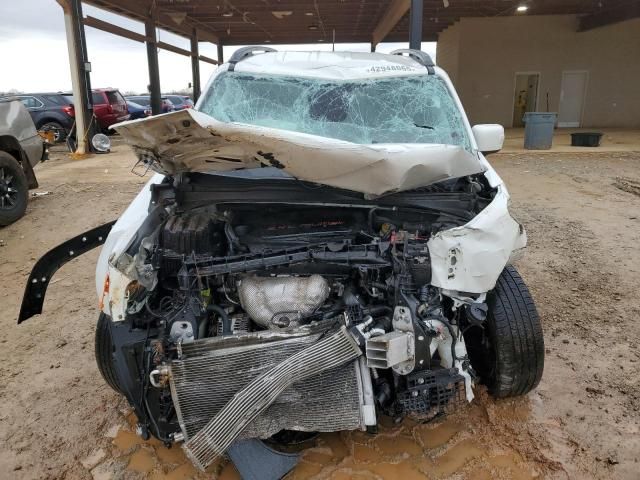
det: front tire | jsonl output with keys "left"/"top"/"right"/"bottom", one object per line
{"left": 464, "top": 265, "right": 544, "bottom": 398}
{"left": 95, "top": 312, "right": 123, "bottom": 394}
{"left": 0, "top": 151, "right": 29, "bottom": 226}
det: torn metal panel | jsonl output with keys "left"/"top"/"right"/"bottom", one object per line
{"left": 113, "top": 109, "right": 485, "bottom": 197}
{"left": 95, "top": 173, "right": 164, "bottom": 319}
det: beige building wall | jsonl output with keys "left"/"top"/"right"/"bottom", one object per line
{"left": 435, "top": 22, "right": 461, "bottom": 84}
{"left": 437, "top": 15, "right": 640, "bottom": 127}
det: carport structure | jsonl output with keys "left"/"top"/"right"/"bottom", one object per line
{"left": 58, "top": 0, "right": 638, "bottom": 153}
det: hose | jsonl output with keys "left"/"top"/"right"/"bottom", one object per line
{"left": 207, "top": 304, "right": 232, "bottom": 336}
{"left": 419, "top": 311, "right": 459, "bottom": 366}
{"left": 368, "top": 328, "right": 386, "bottom": 337}
{"left": 437, "top": 316, "right": 460, "bottom": 366}
{"left": 364, "top": 305, "right": 392, "bottom": 316}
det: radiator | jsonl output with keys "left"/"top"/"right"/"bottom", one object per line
{"left": 169, "top": 324, "right": 364, "bottom": 469}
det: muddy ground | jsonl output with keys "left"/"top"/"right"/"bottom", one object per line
{"left": 0, "top": 138, "right": 639, "bottom": 480}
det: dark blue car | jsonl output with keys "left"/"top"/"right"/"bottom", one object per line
{"left": 126, "top": 101, "right": 151, "bottom": 120}
{"left": 125, "top": 96, "right": 174, "bottom": 114}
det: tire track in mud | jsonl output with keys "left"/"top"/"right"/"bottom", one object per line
{"left": 289, "top": 392, "right": 550, "bottom": 480}
{"left": 514, "top": 205, "right": 640, "bottom": 409}
{"left": 95, "top": 390, "right": 557, "bottom": 480}
{"left": 509, "top": 203, "right": 640, "bottom": 479}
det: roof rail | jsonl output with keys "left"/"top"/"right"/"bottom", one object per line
{"left": 389, "top": 49, "right": 435, "bottom": 74}
{"left": 228, "top": 46, "right": 277, "bottom": 71}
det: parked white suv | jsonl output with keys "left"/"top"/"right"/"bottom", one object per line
{"left": 20, "top": 48, "right": 543, "bottom": 478}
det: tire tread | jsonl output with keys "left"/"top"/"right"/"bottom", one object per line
{"left": 0, "top": 151, "right": 28, "bottom": 226}
{"left": 487, "top": 265, "right": 544, "bottom": 398}
{"left": 95, "top": 313, "right": 122, "bottom": 393}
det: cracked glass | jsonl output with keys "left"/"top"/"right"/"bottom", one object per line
{"left": 200, "top": 72, "right": 472, "bottom": 151}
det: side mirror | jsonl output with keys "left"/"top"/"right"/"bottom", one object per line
{"left": 472, "top": 124, "right": 504, "bottom": 154}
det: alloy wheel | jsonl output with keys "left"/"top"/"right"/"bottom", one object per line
{"left": 0, "top": 166, "right": 19, "bottom": 209}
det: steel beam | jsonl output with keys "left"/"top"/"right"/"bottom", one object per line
{"left": 199, "top": 55, "right": 218, "bottom": 65}
{"left": 145, "top": 7, "right": 162, "bottom": 116}
{"left": 372, "top": 0, "right": 410, "bottom": 47}
{"left": 83, "top": 16, "right": 218, "bottom": 65}
{"left": 84, "top": 0, "right": 219, "bottom": 43}
{"left": 578, "top": 2, "right": 640, "bottom": 31}
{"left": 83, "top": 15, "right": 148, "bottom": 42}
{"left": 57, "top": 0, "right": 96, "bottom": 154}
{"left": 156, "top": 41, "right": 191, "bottom": 57}
{"left": 191, "top": 29, "right": 201, "bottom": 102}
{"left": 409, "top": 0, "right": 423, "bottom": 50}
{"left": 217, "top": 43, "right": 224, "bottom": 64}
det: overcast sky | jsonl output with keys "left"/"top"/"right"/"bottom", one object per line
{"left": 0, "top": 0, "right": 436, "bottom": 94}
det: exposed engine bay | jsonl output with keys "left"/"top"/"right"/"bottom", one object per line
{"left": 104, "top": 172, "right": 496, "bottom": 470}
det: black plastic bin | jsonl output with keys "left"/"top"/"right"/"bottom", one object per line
{"left": 571, "top": 132, "right": 603, "bottom": 147}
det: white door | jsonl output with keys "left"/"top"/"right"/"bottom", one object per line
{"left": 558, "top": 71, "right": 588, "bottom": 127}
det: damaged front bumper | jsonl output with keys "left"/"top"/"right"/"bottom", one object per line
{"left": 428, "top": 184, "right": 526, "bottom": 295}
{"left": 18, "top": 221, "right": 115, "bottom": 323}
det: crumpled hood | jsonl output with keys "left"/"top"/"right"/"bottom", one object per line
{"left": 113, "top": 109, "right": 486, "bottom": 197}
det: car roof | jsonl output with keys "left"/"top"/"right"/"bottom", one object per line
{"left": 126, "top": 101, "right": 146, "bottom": 108}
{"left": 13, "top": 92, "right": 68, "bottom": 97}
{"left": 61, "top": 90, "right": 118, "bottom": 96}
{"left": 231, "top": 50, "right": 431, "bottom": 80}
{"left": 127, "top": 95, "right": 170, "bottom": 99}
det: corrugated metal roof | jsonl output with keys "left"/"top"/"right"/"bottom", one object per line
{"left": 85, "top": 0, "right": 623, "bottom": 45}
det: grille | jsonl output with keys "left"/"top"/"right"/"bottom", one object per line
{"left": 169, "top": 324, "right": 364, "bottom": 468}
{"left": 396, "top": 368, "right": 466, "bottom": 418}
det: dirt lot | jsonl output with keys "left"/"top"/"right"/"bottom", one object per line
{"left": 1, "top": 137, "right": 639, "bottom": 480}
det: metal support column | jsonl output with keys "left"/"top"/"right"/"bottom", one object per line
{"left": 217, "top": 43, "right": 224, "bottom": 64}
{"left": 58, "top": 0, "right": 95, "bottom": 153}
{"left": 190, "top": 29, "right": 201, "bottom": 102}
{"left": 409, "top": 0, "right": 423, "bottom": 50}
{"left": 145, "top": 7, "right": 162, "bottom": 115}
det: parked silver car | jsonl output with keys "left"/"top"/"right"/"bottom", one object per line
{"left": 0, "top": 99, "right": 46, "bottom": 225}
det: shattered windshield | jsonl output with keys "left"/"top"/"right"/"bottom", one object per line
{"left": 199, "top": 72, "right": 472, "bottom": 150}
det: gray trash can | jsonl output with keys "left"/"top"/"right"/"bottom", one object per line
{"left": 523, "top": 112, "right": 557, "bottom": 150}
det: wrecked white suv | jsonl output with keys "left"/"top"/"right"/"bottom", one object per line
{"left": 20, "top": 48, "right": 543, "bottom": 477}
